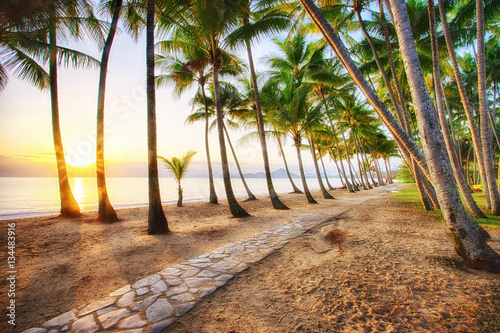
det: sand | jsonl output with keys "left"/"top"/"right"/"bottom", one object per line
{"left": 1, "top": 183, "right": 499, "bottom": 332}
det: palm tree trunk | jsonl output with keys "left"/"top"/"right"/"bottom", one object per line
{"left": 49, "top": 9, "right": 80, "bottom": 218}
{"left": 213, "top": 61, "right": 250, "bottom": 217}
{"left": 477, "top": 0, "right": 500, "bottom": 215}
{"left": 330, "top": 149, "right": 348, "bottom": 188}
{"left": 308, "top": 137, "right": 334, "bottom": 199}
{"left": 96, "top": 0, "right": 121, "bottom": 223}
{"left": 244, "top": 18, "right": 287, "bottom": 209}
{"left": 201, "top": 85, "right": 218, "bottom": 204}
{"left": 361, "top": 141, "right": 377, "bottom": 187}
{"left": 146, "top": 0, "right": 169, "bottom": 234}
{"left": 384, "top": 159, "right": 393, "bottom": 184}
{"left": 324, "top": 100, "right": 354, "bottom": 192}
{"left": 298, "top": 0, "right": 431, "bottom": 183}
{"left": 336, "top": 113, "right": 358, "bottom": 191}
{"left": 356, "top": 9, "right": 405, "bottom": 128}
{"left": 223, "top": 123, "right": 256, "bottom": 200}
{"left": 349, "top": 124, "right": 368, "bottom": 190}
{"left": 389, "top": 0, "right": 499, "bottom": 270}
{"left": 277, "top": 136, "right": 302, "bottom": 193}
{"left": 319, "top": 149, "right": 334, "bottom": 190}
{"left": 295, "top": 136, "right": 317, "bottom": 204}
{"left": 437, "top": 0, "right": 496, "bottom": 213}
{"left": 427, "top": 0, "right": 486, "bottom": 218}
{"left": 177, "top": 182, "right": 183, "bottom": 207}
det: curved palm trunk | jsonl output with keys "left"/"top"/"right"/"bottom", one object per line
{"left": 146, "top": 0, "right": 168, "bottom": 234}
{"left": 437, "top": 0, "right": 497, "bottom": 213}
{"left": 244, "top": 20, "right": 287, "bottom": 209}
{"left": 277, "top": 136, "right": 302, "bottom": 193}
{"left": 330, "top": 149, "right": 347, "bottom": 188}
{"left": 349, "top": 124, "right": 368, "bottom": 190}
{"left": 298, "top": 0, "right": 431, "bottom": 184}
{"left": 295, "top": 136, "right": 317, "bottom": 204}
{"left": 96, "top": 0, "right": 121, "bottom": 223}
{"left": 389, "top": 0, "right": 499, "bottom": 271}
{"left": 223, "top": 124, "right": 256, "bottom": 200}
{"left": 384, "top": 159, "right": 393, "bottom": 184}
{"left": 477, "top": 0, "right": 500, "bottom": 215}
{"left": 356, "top": 135, "right": 373, "bottom": 189}
{"left": 427, "top": 0, "right": 486, "bottom": 219}
{"left": 308, "top": 137, "right": 334, "bottom": 199}
{"left": 336, "top": 114, "right": 358, "bottom": 191}
{"left": 319, "top": 149, "right": 334, "bottom": 190}
{"left": 324, "top": 98, "right": 354, "bottom": 192}
{"left": 327, "top": 116, "right": 354, "bottom": 192}
{"left": 49, "top": 12, "right": 80, "bottom": 218}
{"left": 361, "top": 141, "right": 377, "bottom": 187}
{"left": 201, "top": 86, "right": 218, "bottom": 204}
{"left": 213, "top": 62, "right": 250, "bottom": 217}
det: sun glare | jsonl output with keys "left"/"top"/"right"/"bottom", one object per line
{"left": 67, "top": 154, "right": 95, "bottom": 168}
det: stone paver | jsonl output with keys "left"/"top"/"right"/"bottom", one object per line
{"left": 21, "top": 204, "right": 365, "bottom": 333}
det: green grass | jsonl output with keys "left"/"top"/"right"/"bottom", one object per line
{"left": 390, "top": 183, "right": 500, "bottom": 229}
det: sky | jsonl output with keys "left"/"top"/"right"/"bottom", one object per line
{"left": 0, "top": 23, "right": 334, "bottom": 178}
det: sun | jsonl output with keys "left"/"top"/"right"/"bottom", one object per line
{"left": 67, "top": 153, "right": 95, "bottom": 168}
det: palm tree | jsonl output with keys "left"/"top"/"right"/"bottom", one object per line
{"left": 187, "top": 83, "right": 257, "bottom": 201}
{"left": 477, "top": 0, "right": 500, "bottom": 215}
{"left": 47, "top": 0, "right": 103, "bottom": 217}
{"left": 0, "top": 0, "right": 99, "bottom": 217}
{"left": 159, "top": 151, "right": 196, "bottom": 207}
{"left": 155, "top": 40, "right": 218, "bottom": 204}
{"left": 234, "top": 0, "right": 291, "bottom": 209}
{"left": 157, "top": 0, "right": 249, "bottom": 218}
{"left": 96, "top": 0, "right": 122, "bottom": 222}
{"left": 426, "top": 0, "right": 486, "bottom": 218}
{"left": 267, "top": 71, "right": 320, "bottom": 204}
{"left": 146, "top": 0, "right": 168, "bottom": 234}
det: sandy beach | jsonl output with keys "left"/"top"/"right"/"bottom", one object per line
{"left": 1, "top": 183, "right": 499, "bottom": 332}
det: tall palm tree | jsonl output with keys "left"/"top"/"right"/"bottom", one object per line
{"left": 47, "top": 0, "right": 103, "bottom": 217}
{"left": 0, "top": 0, "right": 100, "bottom": 217}
{"left": 159, "top": 151, "right": 197, "bottom": 207}
{"left": 96, "top": 0, "right": 122, "bottom": 222}
{"left": 147, "top": 0, "right": 168, "bottom": 234}
{"left": 187, "top": 83, "right": 257, "bottom": 200}
{"left": 426, "top": 0, "right": 486, "bottom": 218}
{"left": 158, "top": 0, "right": 249, "bottom": 217}
{"left": 233, "top": 0, "right": 291, "bottom": 209}
{"left": 477, "top": 0, "right": 500, "bottom": 215}
{"left": 267, "top": 71, "right": 321, "bottom": 204}
{"left": 155, "top": 41, "right": 218, "bottom": 204}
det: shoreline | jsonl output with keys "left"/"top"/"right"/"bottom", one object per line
{"left": 0, "top": 181, "right": 354, "bottom": 221}
{"left": 0, "top": 176, "right": 350, "bottom": 221}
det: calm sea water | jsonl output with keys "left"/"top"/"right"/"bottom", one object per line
{"left": 0, "top": 176, "right": 342, "bottom": 220}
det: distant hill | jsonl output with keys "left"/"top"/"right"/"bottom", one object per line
{"left": 242, "top": 168, "right": 299, "bottom": 179}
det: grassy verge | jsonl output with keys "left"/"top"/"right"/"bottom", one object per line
{"left": 389, "top": 183, "right": 500, "bottom": 229}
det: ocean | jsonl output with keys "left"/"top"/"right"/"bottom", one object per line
{"left": 0, "top": 176, "right": 343, "bottom": 220}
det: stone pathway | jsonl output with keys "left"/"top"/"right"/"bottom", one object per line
{"left": 21, "top": 210, "right": 335, "bottom": 333}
